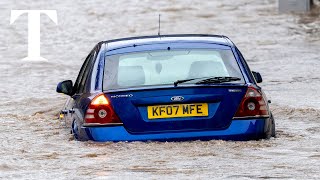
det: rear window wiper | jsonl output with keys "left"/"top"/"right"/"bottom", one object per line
{"left": 195, "top": 76, "right": 241, "bottom": 84}
{"left": 174, "top": 76, "right": 241, "bottom": 87}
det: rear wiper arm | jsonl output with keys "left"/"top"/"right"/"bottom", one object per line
{"left": 195, "top": 76, "right": 241, "bottom": 84}
{"left": 173, "top": 76, "right": 241, "bottom": 87}
{"left": 174, "top": 77, "right": 198, "bottom": 87}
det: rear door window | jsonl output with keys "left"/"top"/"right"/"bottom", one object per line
{"left": 74, "top": 50, "right": 97, "bottom": 94}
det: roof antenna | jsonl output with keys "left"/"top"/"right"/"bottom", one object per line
{"left": 158, "top": 14, "right": 161, "bottom": 36}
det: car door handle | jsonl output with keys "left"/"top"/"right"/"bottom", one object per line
{"left": 61, "top": 110, "right": 68, "bottom": 114}
{"left": 69, "top": 109, "right": 75, "bottom": 114}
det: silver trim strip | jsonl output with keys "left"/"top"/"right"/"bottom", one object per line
{"left": 232, "top": 115, "right": 270, "bottom": 120}
{"left": 83, "top": 123, "right": 123, "bottom": 127}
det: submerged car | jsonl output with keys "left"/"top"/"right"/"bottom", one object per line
{"left": 57, "top": 34, "right": 275, "bottom": 142}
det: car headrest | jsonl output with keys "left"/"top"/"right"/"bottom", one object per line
{"left": 188, "top": 61, "right": 227, "bottom": 79}
{"left": 118, "top": 66, "right": 145, "bottom": 87}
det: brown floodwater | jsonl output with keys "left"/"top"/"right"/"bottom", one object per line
{"left": 1, "top": 0, "right": 320, "bottom": 179}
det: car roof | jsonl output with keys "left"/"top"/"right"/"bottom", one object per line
{"left": 102, "top": 34, "right": 235, "bottom": 51}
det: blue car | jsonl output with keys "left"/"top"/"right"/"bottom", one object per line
{"left": 57, "top": 34, "right": 275, "bottom": 142}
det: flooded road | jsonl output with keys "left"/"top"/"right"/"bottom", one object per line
{"left": 1, "top": 0, "right": 320, "bottom": 179}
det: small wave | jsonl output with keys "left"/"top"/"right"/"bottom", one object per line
{"left": 271, "top": 105, "right": 320, "bottom": 121}
{"left": 0, "top": 163, "right": 15, "bottom": 171}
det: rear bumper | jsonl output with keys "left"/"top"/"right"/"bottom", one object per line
{"left": 82, "top": 119, "right": 268, "bottom": 142}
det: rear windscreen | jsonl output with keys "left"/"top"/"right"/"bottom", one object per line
{"left": 103, "top": 49, "right": 244, "bottom": 90}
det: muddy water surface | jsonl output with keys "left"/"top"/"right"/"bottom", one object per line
{"left": 1, "top": 0, "right": 320, "bottom": 179}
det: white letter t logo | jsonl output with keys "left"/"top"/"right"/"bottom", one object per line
{"left": 10, "top": 10, "right": 58, "bottom": 61}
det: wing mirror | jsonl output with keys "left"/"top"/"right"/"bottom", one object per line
{"left": 252, "top": 71, "right": 263, "bottom": 83}
{"left": 56, "top": 80, "right": 73, "bottom": 96}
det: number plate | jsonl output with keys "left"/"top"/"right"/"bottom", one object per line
{"left": 147, "top": 103, "right": 208, "bottom": 119}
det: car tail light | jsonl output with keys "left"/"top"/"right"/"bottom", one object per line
{"left": 84, "top": 94, "right": 122, "bottom": 125}
{"left": 234, "top": 86, "right": 269, "bottom": 118}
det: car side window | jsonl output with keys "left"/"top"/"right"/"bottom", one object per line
{"left": 73, "top": 55, "right": 91, "bottom": 94}
{"left": 235, "top": 47, "right": 255, "bottom": 82}
{"left": 78, "top": 50, "right": 97, "bottom": 93}
{"left": 73, "top": 50, "right": 97, "bottom": 94}
{"left": 236, "top": 48, "right": 250, "bottom": 70}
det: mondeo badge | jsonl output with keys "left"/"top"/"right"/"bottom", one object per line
{"left": 171, "top": 96, "right": 184, "bottom": 101}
